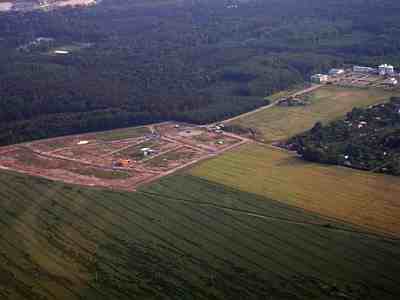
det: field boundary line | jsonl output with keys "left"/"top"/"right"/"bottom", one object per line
{"left": 139, "top": 190, "right": 400, "bottom": 242}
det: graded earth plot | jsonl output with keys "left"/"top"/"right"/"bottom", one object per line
{"left": 143, "top": 146, "right": 203, "bottom": 171}
{"left": 111, "top": 138, "right": 178, "bottom": 163}
{"left": 0, "top": 123, "right": 245, "bottom": 190}
{"left": 0, "top": 146, "right": 147, "bottom": 190}
{"left": 157, "top": 123, "right": 244, "bottom": 152}
{"left": 190, "top": 143, "right": 400, "bottom": 238}
{"left": 1, "top": 171, "right": 400, "bottom": 300}
{"left": 230, "top": 85, "right": 400, "bottom": 143}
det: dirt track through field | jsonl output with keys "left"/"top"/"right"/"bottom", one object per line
{"left": 219, "top": 84, "right": 322, "bottom": 125}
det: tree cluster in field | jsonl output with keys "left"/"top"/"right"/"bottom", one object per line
{"left": 1, "top": 0, "right": 400, "bottom": 144}
{"left": 288, "top": 97, "right": 400, "bottom": 175}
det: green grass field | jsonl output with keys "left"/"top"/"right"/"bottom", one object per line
{"left": 230, "top": 86, "right": 399, "bottom": 142}
{"left": 190, "top": 144, "right": 400, "bottom": 237}
{"left": 1, "top": 170, "right": 400, "bottom": 299}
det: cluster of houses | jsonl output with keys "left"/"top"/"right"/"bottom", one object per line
{"left": 311, "top": 64, "right": 399, "bottom": 86}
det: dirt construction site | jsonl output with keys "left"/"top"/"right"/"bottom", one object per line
{"left": 0, "top": 122, "right": 247, "bottom": 191}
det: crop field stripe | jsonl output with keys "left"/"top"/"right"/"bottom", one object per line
{"left": 285, "top": 217, "right": 400, "bottom": 277}
{"left": 155, "top": 175, "right": 378, "bottom": 231}
{"left": 149, "top": 180, "right": 319, "bottom": 225}
{"left": 2, "top": 177, "right": 234, "bottom": 298}
{"left": 153, "top": 178, "right": 316, "bottom": 223}
{"left": 83, "top": 192, "right": 275, "bottom": 298}
{"left": 101, "top": 190, "right": 318, "bottom": 296}
{"left": 0, "top": 200, "right": 129, "bottom": 300}
{"left": 99, "top": 190, "right": 278, "bottom": 279}
{"left": 20, "top": 187, "right": 198, "bottom": 296}
{"left": 0, "top": 246, "right": 58, "bottom": 300}
{"left": 141, "top": 186, "right": 396, "bottom": 242}
{"left": 133, "top": 191, "right": 293, "bottom": 276}
{"left": 137, "top": 188, "right": 325, "bottom": 273}
{"left": 0, "top": 217, "right": 83, "bottom": 300}
{"left": 172, "top": 178, "right": 400, "bottom": 284}
{"left": 208, "top": 208, "right": 370, "bottom": 281}
{"left": 146, "top": 184, "right": 398, "bottom": 251}
{"left": 21, "top": 181, "right": 193, "bottom": 262}
{"left": 247, "top": 215, "right": 400, "bottom": 290}
{"left": 224, "top": 211, "right": 400, "bottom": 286}
{"left": 0, "top": 189, "right": 94, "bottom": 298}
{"left": 138, "top": 190, "right": 326, "bottom": 277}
{"left": 174, "top": 176, "right": 351, "bottom": 224}
{"left": 139, "top": 181, "right": 400, "bottom": 292}
{"left": 60, "top": 191, "right": 226, "bottom": 299}
{"left": 193, "top": 148, "right": 400, "bottom": 238}
{"left": 157, "top": 176, "right": 331, "bottom": 226}
{"left": 2, "top": 171, "right": 400, "bottom": 298}
{"left": 140, "top": 189, "right": 370, "bottom": 283}
{"left": 145, "top": 186, "right": 398, "bottom": 296}
{"left": 9, "top": 187, "right": 176, "bottom": 300}
{"left": 0, "top": 184, "right": 152, "bottom": 299}
{"left": 110, "top": 192, "right": 322, "bottom": 298}
{"left": 101, "top": 189, "right": 292, "bottom": 285}
{"left": 0, "top": 262, "right": 47, "bottom": 300}
{"left": 120, "top": 186, "right": 340, "bottom": 292}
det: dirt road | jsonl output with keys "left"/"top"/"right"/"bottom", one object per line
{"left": 216, "top": 84, "right": 323, "bottom": 125}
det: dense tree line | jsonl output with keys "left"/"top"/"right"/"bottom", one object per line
{"left": 288, "top": 97, "right": 400, "bottom": 175}
{"left": 1, "top": 0, "right": 400, "bottom": 144}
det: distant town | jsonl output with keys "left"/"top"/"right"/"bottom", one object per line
{"left": 311, "top": 64, "right": 399, "bottom": 88}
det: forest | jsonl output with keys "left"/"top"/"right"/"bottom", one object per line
{"left": 288, "top": 97, "right": 400, "bottom": 175}
{"left": 1, "top": 0, "right": 400, "bottom": 144}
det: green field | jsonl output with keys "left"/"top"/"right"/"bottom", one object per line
{"left": 230, "top": 86, "right": 399, "bottom": 142}
{"left": 190, "top": 144, "right": 400, "bottom": 237}
{"left": 1, "top": 170, "right": 400, "bottom": 299}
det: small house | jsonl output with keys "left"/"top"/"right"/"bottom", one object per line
{"left": 379, "top": 64, "right": 395, "bottom": 76}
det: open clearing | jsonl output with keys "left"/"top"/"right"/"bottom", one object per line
{"left": 229, "top": 85, "right": 399, "bottom": 142}
{"left": 1, "top": 170, "right": 400, "bottom": 299}
{"left": 0, "top": 122, "right": 245, "bottom": 191}
{"left": 190, "top": 144, "right": 400, "bottom": 238}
